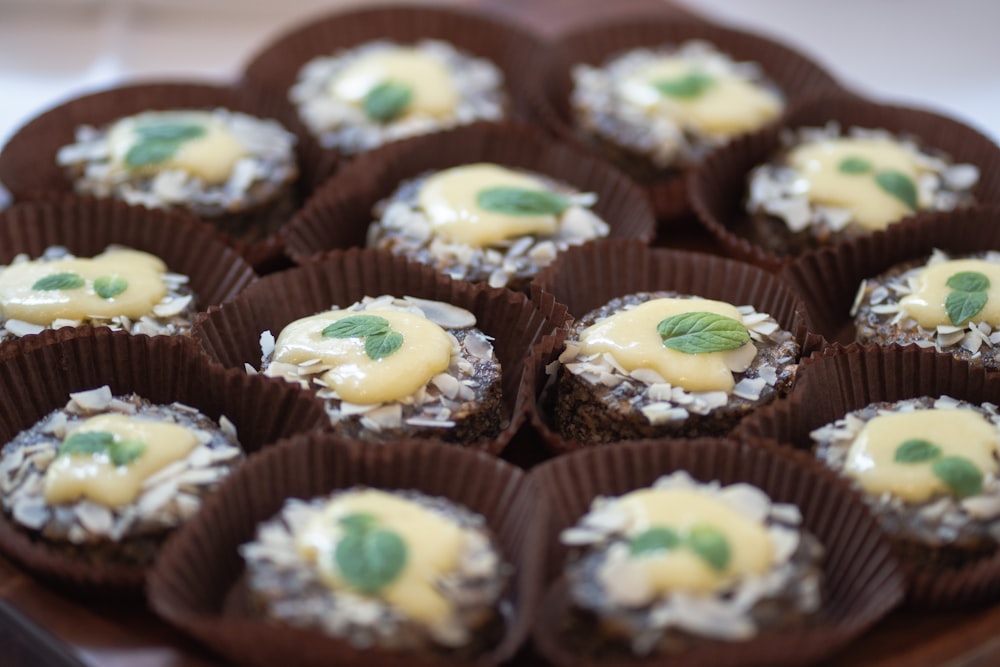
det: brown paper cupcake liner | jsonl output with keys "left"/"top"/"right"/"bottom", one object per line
{"left": 0, "top": 79, "right": 335, "bottom": 272}
{"left": 735, "top": 343, "right": 1000, "bottom": 607}
{"left": 280, "top": 121, "right": 656, "bottom": 267}
{"left": 524, "top": 240, "right": 817, "bottom": 455}
{"left": 194, "top": 247, "right": 570, "bottom": 455}
{"left": 0, "top": 195, "right": 257, "bottom": 314}
{"left": 531, "top": 16, "right": 843, "bottom": 223}
{"left": 780, "top": 205, "right": 1000, "bottom": 345}
{"left": 147, "top": 433, "right": 544, "bottom": 667}
{"left": 482, "top": 0, "right": 703, "bottom": 40}
{"left": 529, "top": 436, "right": 903, "bottom": 667}
{"left": 689, "top": 93, "right": 1000, "bottom": 272}
{"left": 0, "top": 327, "right": 329, "bottom": 591}
{"left": 240, "top": 4, "right": 544, "bottom": 127}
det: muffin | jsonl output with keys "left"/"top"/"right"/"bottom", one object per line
{"left": 366, "top": 162, "right": 610, "bottom": 290}
{"left": 0, "top": 385, "right": 243, "bottom": 568}
{"left": 558, "top": 469, "right": 824, "bottom": 656}
{"left": 746, "top": 123, "right": 979, "bottom": 255}
{"left": 240, "top": 486, "right": 508, "bottom": 657}
{"left": 259, "top": 294, "right": 502, "bottom": 444}
{"left": 549, "top": 291, "right": 799, "bottom": 442}
{"left": 0, "top": 245, "right": 196, "bottom": 340}
{"left": 853, "top": 248, "right": 1000, "bottom": 368}
{"left": 56, "top": 108, "right": 299, "bottom": 242}
{"left": 291, "top": 40, "right": 506, "bottom": 155}
{"left": 811, "top": 395, "right": 1000, "bottom": 569}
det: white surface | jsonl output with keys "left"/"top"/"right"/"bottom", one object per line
{"left": 0, "top": 0, "right": 998, "bottom": 156}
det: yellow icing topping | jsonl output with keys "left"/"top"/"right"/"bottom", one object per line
{"left": 295, "top": 489, "right": 465, "bottom": 626}
{"left": 788, "top": 137, "right": 924, "bottom": 230}
{"left": 330, "top": 47, "right": 459, "bottom": 119}
{"left": 619, "top": 487, "right": 774, "bottom": 594}
{"left": 0, "top": 248, "right": 169, "bottom": 325}
{"left": 416, "top": 163, "right": 560, "bottom": 247}
{"left": 845, "top": 409, "right": 999, "bottom": 503}
{"left": 578, "top": 297, "right": 756, "bottom": 393}
{"left": 108, "top": 110, "right": 248, "bottom": 185}
{"left": 619, "top": 56, "right": 782, "bottom": 136}
{"left": 43, "top": 414, "right": 201, "bottom": 508}
{"left": 899, "top": 259, "right": 1000, "bottom": 328}
{"left": 270, "top": 309, "right": 452, "bottom": 404}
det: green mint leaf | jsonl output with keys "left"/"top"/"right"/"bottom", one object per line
{"left": 335, "top": 526, "right": 408, "bottom": 594}
{"left": 363, "top": 81, "right": 413, "bottom": 123}
{"left": 838, "top": 156, "right": 874, "bottom": 174}
{"left": 108, "top": 439, "right": 147, "bottom": 466}
{"left": 945, "top": 289, "right": 988, "bottom": 326}
{"left": 125, "top": 122, "right": 205, "bottom": 168}
{"left": 365, "top": 331, "right": 403, "bottom": 360}
{"left": 59, "top": 431, "right": 116, "bottom": 458}
{"left": 32, "top": 272, "right": 85, "bottom": 291}
{"left": 932, "top": 456, "right": 983, "bottom": 498}
{"left": 686, "top": 524, "right": 731, "bottom": 572}
{"left": 322, "top": 315, "right": 391, "bottom": 339}
{"left": 135, "top": 122, "right": 205, "bottom": 141}
{"left": 657, "top": 311, "right": 750, "bottom": 354}
{"left": 875, "top": 170, "right": 918, "bottom": 211}
{"left": 339, "top": 512, "right": 378, "bottom": 533}
{"left": 476, "top": 187, "right": 570, "bottom": 216}
{"left": 894, "top": 438, "right": 943, "bottom": 463}
{"left": 93, "top": 275, "right": 128, "bottom": 299}
{"left": 653, "top": 71, "right": 715, "bottom": 99}
{"left": 629, "top": 527, "right": 682, "bottom": 556}
{"left": 946, "top": 271, "right": 991, "bottom": 293}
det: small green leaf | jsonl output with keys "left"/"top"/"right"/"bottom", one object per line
{"left": 945, "top": 289, "right": 988, "bottom": 326}
{"left": 93, "top": 275, "right": 128, "bottom": 299}
{"left": 476, "top": 187, "right": 570, "bottom": 217}
{"left": 322, "top": 315, "right": 391, "bottom": 339}
{"left": 108, "top": 439, "right": 147, "bottom": 466}
{"left": 335, "top": 526, "right": 408, "bottom": 594}
{"left": 946, "top": 271, "right": 991, "bottom": 293}
{"left": 932, "top": 456, "right": 983, "bottom": 498}
{"left": 125, "top": 121, "right": 205, "bottom": 167}
{"left": 687, "top": 524, "right": 731, "bottom": 572}
{"left": 629, "top": 527, "right": 682, "bottom": 556}
{"left": 653, "top": 71, "right": 715, "bottom": 99}
{"left": 894, "top": 438, "right": 943, "bottom": 463}
{"left": 32, "top": 272, "right": 85, "bottom": 291}
{"left": 657, "top": 311, "right": 750, "bottom": 354}
{"left": 838, "top": 156, "right": 874, "bottom": 174}
{"left": 363, "top": 81, "right": 413, "bottom": 123}
{"left": 135, "top": 122, "right": 205, "bottom": 141}
{"left": 875, "top": 170, "right": 918, "bottom": 211}
{"left": 339, "top": 512, "right": 378, "bottom": 533}
{"left": 59, "top": 431, "right": 116, "bottom": 458}
{"left": 365, "top": 331, "right": 403, "bottom": 360}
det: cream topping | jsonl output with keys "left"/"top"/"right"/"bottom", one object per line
{"left": 898, "top": 258, "right": 1000, "bottom": 329}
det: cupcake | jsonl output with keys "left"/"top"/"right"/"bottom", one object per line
{"left": 240, "top": 486, "right": 508, "bottom": 657}
{"left": 534, "top": 18, "right": 840, "bottom": 219}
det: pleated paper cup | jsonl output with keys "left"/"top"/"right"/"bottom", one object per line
{"left": 525, "top": 240, "right": 816, "bottom": 454}
{"left": 690, "top": 93, "right": 1000, "bottom": 272}
{"left": 532, "top": 16, "right": 842, "bottom": 222}
{"left": 194, "top": 247, "right": 570, "bottom": 455}
{"left": 0, "top": 79, "right": 333, "bottom": 271}
{"left": 0, "top": 327, "right": 329, "bottom": 591}
{"left": 529, "top": 437, "right": 904, "bottom": 667}
{"left": 736, "top": 343, "right": 1000, "bottom": 607}
{"left": 280, "top": 122, "right": 656, "bottom": 284}
{"left": 147, "top": 434, "right": 544, "bottom": 667}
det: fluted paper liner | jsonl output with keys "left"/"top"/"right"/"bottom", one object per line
{"left": 241, "top": 4, "right": 543, "bottom": 127}
{"left": 147, "top": 433, "right": 544, "bottom": 667}
{"left": 690, "top": 93, "right": 1000, "bottom": 272}
{"left": 0, "top": 196, "right": 256, "bottom": 317}
{"left": 532, "top": 16, "right": 842, "bottom": 222}
{"left": 529, "top": 437, "right": 903, "bottom": 667}
{"left": 0, "top": 80, "right": 334, "bottom": 271}
{"left": 280, "top": 122, "right": 655, "bottom": 267}
{"left": 525, "top": 240, "right": 817, "bottom": 454}
{"left": 780, "top": 206, "right": 1000, "bottom": 345}
{"left": 736, "top": 343, "right": 1000, "bottom": 607}
{"left": 0, "top": 327, "right": 329, "bottom": 591}
{"left": 194, "top": 247, "right": 570, "bottom": 455}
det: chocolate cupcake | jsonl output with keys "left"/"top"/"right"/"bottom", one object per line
{"left": 534, "top": 17, "right": 841, "bottom": 219}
